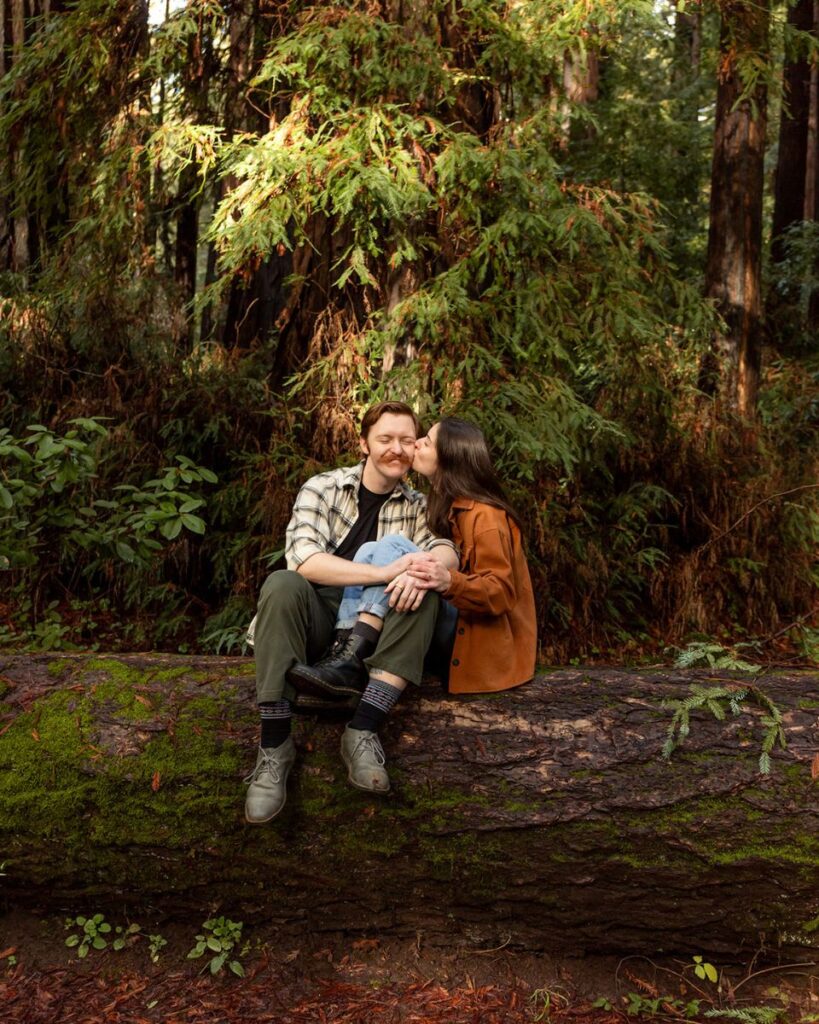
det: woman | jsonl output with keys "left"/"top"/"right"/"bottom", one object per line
{"left": 391, "top": 417, "right": 537, "bottom": 694}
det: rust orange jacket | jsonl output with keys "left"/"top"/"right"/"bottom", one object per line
{"left": 442, "top": 498, "right": 537, "bottom": 694}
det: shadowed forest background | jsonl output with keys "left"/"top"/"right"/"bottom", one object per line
{"left": 0, "top": 0, "right": 817, "bottom": 664}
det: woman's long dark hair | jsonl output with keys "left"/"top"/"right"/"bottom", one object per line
{"left": 425, "top": 418, "right": 522, "bottom": 539}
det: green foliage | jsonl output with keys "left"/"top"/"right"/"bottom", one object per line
{"left": 703, "top": 1009, "right": 787, "bottom": 1024}
{"left": 148, "top": 933, "right": 167, "bottom": 963}
{"left": 662, "top": 684, "right": 787, "bottom": 774}
{"left": 693, "top": 956, "right": 719, "bottom": 984}
{"left": 187, "top": 917, "right": 246, "bottom": 977}
{"left": 0, "top": 418, "right": 217, "bottom": 648}
{"left": 767, "top": 222, "right": 819, "bottom": 356}
{"left": 0, "top": 0, "right": 816, "bottom": 657}
{"left": 64, "top": 914, "right": 140, "bottom": 958}
{"left": 624, "top": 991, "right": 702, "bottom": 1018}
{"left": 674, "top": 642, "right": 762, "bottom": 674}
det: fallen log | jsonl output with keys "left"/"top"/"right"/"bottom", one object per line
{"left": 1, "top": 654, "right": 817, "bottom": 957}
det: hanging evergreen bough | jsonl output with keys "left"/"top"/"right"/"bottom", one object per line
{"left": 0, "top": 0, "right": 816, "bottom": 659}
{"left": 662, "top": 683, "right": 787, "bottom": 775}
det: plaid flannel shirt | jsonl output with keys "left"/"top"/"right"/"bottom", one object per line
{"left": 246, "top": 462, "right": 454, "bottom": 646}
{"left": 285, "top": 461, "right": 454, "bottom": 568}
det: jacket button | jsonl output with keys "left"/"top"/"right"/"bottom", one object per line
{"left": 457, "top": 628, "right": 465, "bottom": 635}
{"left": 452, "top": 658, "right": 460, "bottom": 667}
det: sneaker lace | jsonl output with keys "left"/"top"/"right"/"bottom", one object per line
{"left": 354, "top": 732, "right": 386, "bottom": 766}
{"left": 243, "top": 750, "right": 285, "bottom": 785}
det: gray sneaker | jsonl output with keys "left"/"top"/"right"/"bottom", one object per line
{"left": 340, "top": 726, "right": 390, "bottom": 794}
{"left": 244, "top": 738, "right": 297, "bottom": 823}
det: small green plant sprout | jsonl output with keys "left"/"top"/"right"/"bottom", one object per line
{"left": 112, "top": 922, "right": 142, "bottom": 951}
{"left": 529, "top": 985, "right": 569, "bottom": 1022}
{"left": 662, "top": 684, "right": 787, "bottom": 774}
{"left": 674, "top": 641, "right": 762, "bottom": 674}
{"left": 64, "top": 915, "right": 140, "bottom": 957}
{"left": 148, "top": 934, "right": 167, "bottom": 964}
{"left": 693, "top": 956, "right": 719, "bottom": 983}
{"left": 592, "top": 996, "right": 613, "bottom": 1011}
{"left": 187, "top": 916, "right": 245, "bottom": 977}
{"left": 64, "top": 914, "right": 112, "bottom": 958}
{"left": 625, "top": 992, "right": 702, "bottom": 1018}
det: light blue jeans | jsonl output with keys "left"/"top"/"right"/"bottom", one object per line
{"left": 337, "top": 534, "right": 419, "bottom": 628}
{"left": 337, "top": 535, "right": 458, "bottom": 665}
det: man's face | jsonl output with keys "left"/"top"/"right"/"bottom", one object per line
{"left": 359, "top": 412, "right": 417, "bottom": 484}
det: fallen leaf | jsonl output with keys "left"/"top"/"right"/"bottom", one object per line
{"left": 0, "top": 947, "right": 17, "bottom": 958}
{"left": 151, "top": 770, "right": 161, "bottom": 792}
{"left": 812, "top": 753, "right": 819, "bottom": 781}
{"left": 31, "top": 729, "right": 39, "bottom": 742}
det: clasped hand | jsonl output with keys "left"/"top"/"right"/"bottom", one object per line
{"left": 381, "top": 552, "right": 426, "bottom": 613}
{"left": 384, "top": 554, "right": 451, "bottom": 612}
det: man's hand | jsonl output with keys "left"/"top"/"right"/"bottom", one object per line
{"left": 404, "top": 556, "right": 452, "bottom": 593}
{"left": 380, "top": 551, "right": 424, "bottom": 584}
{"left": 385, "top": 572, "right": 427, "bottom": 612}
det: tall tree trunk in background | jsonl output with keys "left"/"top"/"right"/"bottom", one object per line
{"left": 174, "top": 5, "right": 212, "bottom": 348}
{"left": 806, "top": 1, "right": 819, "bottom": 331}
{"left": 437, "top": 3, "right": 502, "bottom": 140}
{"left": 768, "top": 0, "right": 818, "bottom": 342}
{"left": 557, "top": 43, "right": 599, "bottom": 149}
{"left": 0, "top": 0, "right": 10, "bottom": 270}
{"left": 674, "top": 1, "right": 701, "bottom": 72}
{"left": 704, "top": 0, "right": 770, "bottom": 417}
{"left": 673, "top": 2, "right": 702, "bottom": 210}
{"left": 220, "top": 0, "right": 291, "bottom": 356}
{"left": 770, "top": 0, "right": 814, "bottom": 264}
{"left": 9, "top": 0, "right": 28, "bottom": 273}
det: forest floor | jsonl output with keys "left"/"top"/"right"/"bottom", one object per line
{"left": 2, "top": 908, "right": 818, "bottom": 1023}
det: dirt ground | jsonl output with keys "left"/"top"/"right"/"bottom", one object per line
{"left": 1, "top": 908, "right": 818, "bottom": 1023}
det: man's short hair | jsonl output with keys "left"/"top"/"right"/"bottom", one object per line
{"left": 360, "top": 401, "right": 420, "bottom": 439}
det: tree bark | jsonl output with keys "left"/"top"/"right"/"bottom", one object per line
{"left": 808, "top": 1, "right": 819, "bottom": 332}
{"left": 1, "top": 655, "right": 817, "bottom": 958}
{"left": 674, "top": 2, "right": 701, "bottom": 73}
{"left": 771, "top": 0, "right": 814, "bottom": 265}
{"left": 704, "top": 0, "right": 770, "bottom": 416}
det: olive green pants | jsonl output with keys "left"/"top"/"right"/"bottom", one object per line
{"left": 254, "top": 570, "right": 440, "bottom": 704}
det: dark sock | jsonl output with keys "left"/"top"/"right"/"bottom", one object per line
{"left": 259, "top": 700, "right": 292, "bottom": 748}
{"left": 350, "top": 620, "right": 381, "bottom": 646}
{"left": 349, "top": 678, "right": 402, "bottom": 733}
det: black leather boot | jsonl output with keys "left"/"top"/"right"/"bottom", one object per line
{"left": 287, "top": 630, "right": 378, "bottom": 698}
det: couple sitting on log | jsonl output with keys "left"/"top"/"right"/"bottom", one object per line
{"left": 244, "top": 401, "right": 537, "bottom": 824}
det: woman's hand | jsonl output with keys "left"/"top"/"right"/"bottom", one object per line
{"left": 404, "top": 556, "right": 451, "bottom": 593}
{"left": 385, "top": 571, "right": 427, "bottom": 612}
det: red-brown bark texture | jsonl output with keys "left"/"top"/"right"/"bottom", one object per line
{"left": 1, "top": 655, "right": 817, "bottom": 958}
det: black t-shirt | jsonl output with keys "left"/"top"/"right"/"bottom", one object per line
{"left": 333, "top": 483, "right": 393, "bottom": 561}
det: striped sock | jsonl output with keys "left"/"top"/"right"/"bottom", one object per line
{"left": 348, "top": 679, "right": 402, "bottom": 733}
{"left": 259, "top": 700, "right": 292, "bottom": 749}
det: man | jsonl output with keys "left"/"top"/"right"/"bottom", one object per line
{"left": 244, "top": 401, "right": 457, "bottom": 824}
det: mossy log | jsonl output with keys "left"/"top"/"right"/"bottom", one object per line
{"left": 1, "top": 654, "right": 817, "bottom": 957}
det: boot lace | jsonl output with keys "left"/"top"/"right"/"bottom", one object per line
{"left": 352, "top": 732, "right": 386, "bottom": 766}
{"left": 243, "top": 749, "right": 285, "bottom": 785}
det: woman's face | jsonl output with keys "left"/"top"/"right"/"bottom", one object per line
{"left": 413, "top": 423, "right": 439, "bottom": 479}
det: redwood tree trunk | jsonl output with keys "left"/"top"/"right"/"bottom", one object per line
{"left": 771, "top": 0, "right": 814, "bottom": 264}
{"left": 704, "top": 0, "right": 770, "bottom": 416}
{"left": 1, "top": 655, "right": 817, "bottom": 958}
